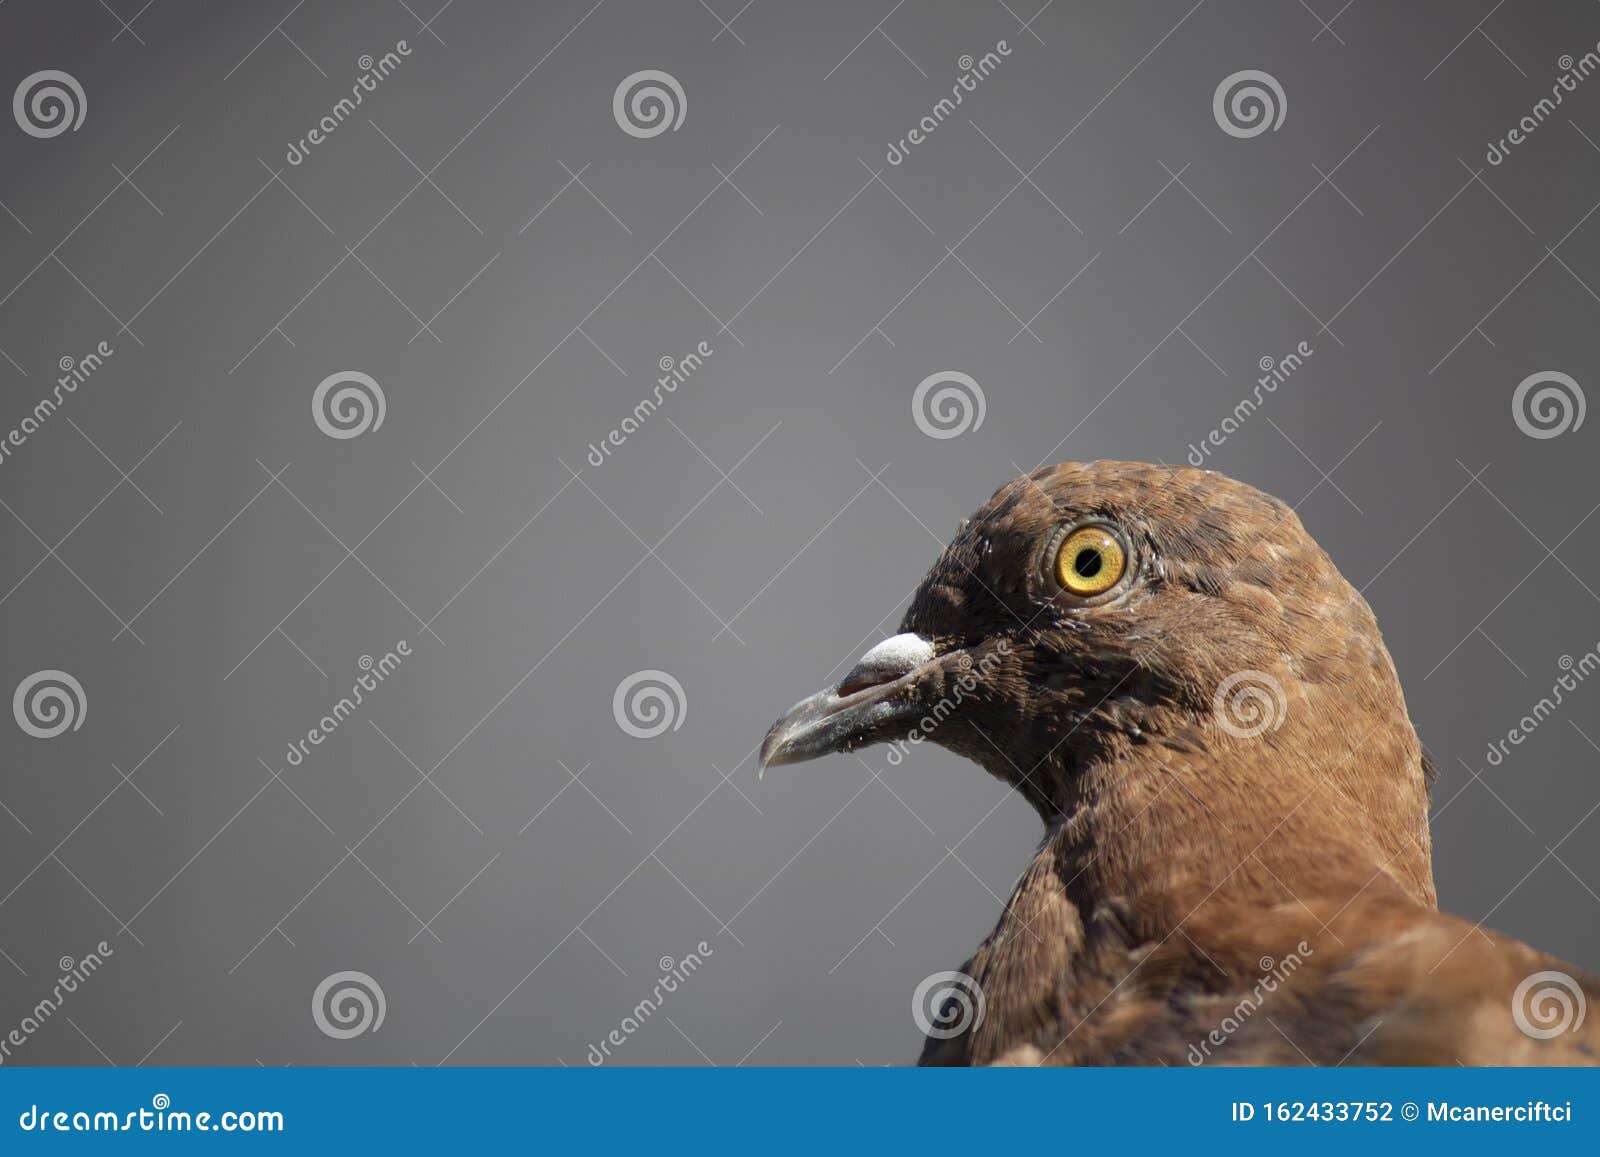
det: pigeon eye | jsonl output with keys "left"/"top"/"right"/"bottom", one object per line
{"left": 1054, "top": 526, "right": 1126, "bottom": 597}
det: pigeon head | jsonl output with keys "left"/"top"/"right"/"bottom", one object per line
{"left": 761, "top": 461, "right": 1432, "bottom": 881}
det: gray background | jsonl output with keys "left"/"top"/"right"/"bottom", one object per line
{"left": 0, "top": 0, "right": 1596, "bottom": 1066}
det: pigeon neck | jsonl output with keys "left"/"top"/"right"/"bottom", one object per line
{"left": 1035, "top": 699, "right": 1437, "bottom": 918}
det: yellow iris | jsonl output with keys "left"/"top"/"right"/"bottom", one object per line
{"left": 1055, "top": 526, "right": 1126, "bottom": 596}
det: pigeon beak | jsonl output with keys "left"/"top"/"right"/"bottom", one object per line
{"left": 759, "top": 633, "right": 937, "bottom": 774}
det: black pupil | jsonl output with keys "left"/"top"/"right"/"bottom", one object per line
{"left": 1073, "top": 548, "right": 1103, "bottom": 578}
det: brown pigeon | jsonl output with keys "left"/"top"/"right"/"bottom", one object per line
{"left": 761, "top": 461, "right": 1599, "bottom": 1065}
